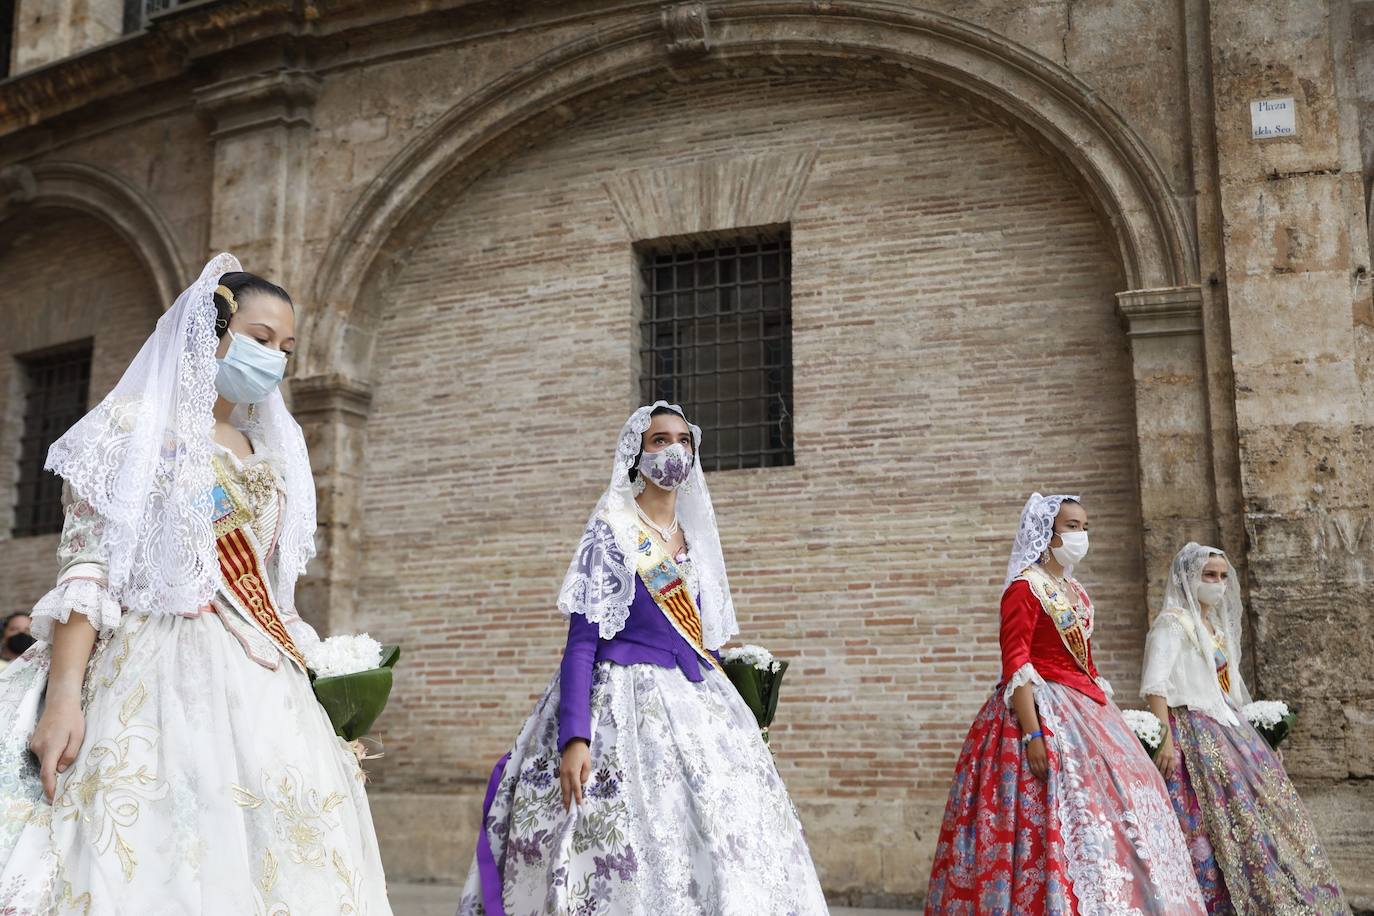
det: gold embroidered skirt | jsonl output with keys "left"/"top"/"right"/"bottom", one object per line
{"left": 0, "top": 610, "right": 392, "bottom": 915}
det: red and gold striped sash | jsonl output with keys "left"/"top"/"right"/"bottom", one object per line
{"left": 211, "top": 457, "right": 304, "bottom": 668}
{"left": 215, "top": 525, "right": 305, "bottom": 668}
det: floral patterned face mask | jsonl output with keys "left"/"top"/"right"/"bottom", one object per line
{"left": 638, "top": 442, "right": 694, "bottom": 491}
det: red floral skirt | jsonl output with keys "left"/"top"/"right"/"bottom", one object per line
{"left": 925, "top": 680, "right": 1205, "bottom": 915}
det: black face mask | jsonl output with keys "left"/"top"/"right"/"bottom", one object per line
{"left": 5, "top": 633, "right": 35, "bottom": 656}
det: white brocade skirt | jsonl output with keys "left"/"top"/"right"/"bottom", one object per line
{"left": 0, "top": 610, "right": 392, "bottom": 915}
{"left": 455, "top": 661, "right": 829, "bottom": 916}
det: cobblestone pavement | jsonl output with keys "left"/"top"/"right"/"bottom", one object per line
{"left": 389, "top": 883, "right": 913, "bottom": 915}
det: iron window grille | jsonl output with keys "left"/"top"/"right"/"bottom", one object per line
{"left": 123, "top": 0, "right": 184, "bottom": 33}
{"left": 13, "top": 341, "right": 92, "bottom": 538}
{"left": 0, "top": 0, "right": 14, "bottom": 80}
{"left": 637, "top": 228, "right": 794, "bottom": 471}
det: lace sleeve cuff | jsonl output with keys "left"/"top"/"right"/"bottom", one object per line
{"left": 1002, "top": 662, "right": 1044, "bottom": 706}
{"left": 30, "top": 574, "right": 122, "bottom": 641}
{"left": 1095, "top": 675, "right": 1115, "bottom": 698}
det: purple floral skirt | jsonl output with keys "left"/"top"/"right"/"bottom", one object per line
{"left": 454, "top": 661, "right": 826, "bottom": 915}
{"left": 1165, "top": 706, "right": 1349, "bottom": 915}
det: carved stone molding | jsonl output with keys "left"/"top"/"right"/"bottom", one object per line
{"left": 662, "top": 2, "right": 711, "bottom": 56}
{"left": 193, "top": 69, "right": 322, "bottom": 139}
{"left": 289, "top": 372, "right": 375, "bottom": 420}
{"left": 1116, "top": 286, "right": 1205, "bottom": 338}
{"left": 0, "top": 164, "right": 37, "bottom": 217}
{"left": 0, "top": 160, "right": 185, "bottom": 305}
{"left": 604, "top": 148, "right": 818, "bottom": 242}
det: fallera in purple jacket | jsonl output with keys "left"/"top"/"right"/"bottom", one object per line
{"left": 557, "top": 573, "right": 721, "bottom": 752}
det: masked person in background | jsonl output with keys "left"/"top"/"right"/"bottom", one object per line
{"left": 455, "top": 402, "right": 827, "bottom": 916}
{"left": 0, "top": 255, "right": 392, "bottom": 914}
{"left": 925, "top": 493, "right": 1205, "bottom": 915}
{"left": 1, "top": 614, "right": 34, "bottom": 670}
{"left": 1142, "top": 543, "right": 1348, "bottom": 914}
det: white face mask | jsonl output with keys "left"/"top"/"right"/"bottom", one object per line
{"left": 1195, "top": 581, "right": 1226, "bottom": 607}
{"left": 215, "top": 332, "right": 287, "bottom": 405}
{"left": 1050, "top": 529, "right": 1089, "bottom": 567}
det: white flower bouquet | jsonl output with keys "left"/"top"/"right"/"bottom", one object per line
{"left": 304, "top": 634, "right": 401, "bottom": 742}
{"left": 720, "top": 644, "right": 789, "bottom": 744}
{"left": 1121, "top": 708, "right": 1165, "bottom": 755}
{"left": 1242, "top": 700, "right": 1296, "bottom": 749}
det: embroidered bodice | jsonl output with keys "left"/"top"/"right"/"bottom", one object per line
{"left": 29, "top": 442, "right": 300, "bottom": 653}
{"left": 1140, "top": 607, "right": 1247, "bottom": 726}
{"left": 1000, "top": 576, "right": 1108, "bottom": 705}
{"left": 212, "top": 443, "right": 286, "bottom": 556}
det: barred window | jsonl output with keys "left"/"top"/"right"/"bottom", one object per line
{"left": 123, "top": 0, "right": 182, "bottom": 33}
{"left": 13, "top": 342, "right": 92, "bottom": 538}
{"left": 638, "top": 228, "right": 794, "bottom": 471}
{"left": 0, "top": 0, "right": 13, "bottom": 79}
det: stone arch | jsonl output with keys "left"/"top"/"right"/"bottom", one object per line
{"left": 303, "top": 1, "right": 1195, "bottom": 381}
{"left": 0, "top": 160, "right": 188, "bottom": 308}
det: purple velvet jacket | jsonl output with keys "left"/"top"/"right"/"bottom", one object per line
{"left": 557, "top": 576, "right": 719, "bottom": 751}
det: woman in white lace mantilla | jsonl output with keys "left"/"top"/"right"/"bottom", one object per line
{"left": 1142, "top": 543, "right": 1348, "bottom": 914}
{"left": 0, "top": 255, "right": 392, "bottom": 915}
{"left": 925, "top": 493, "right": 1204, "bottom": 915}
{"left": 454, "top": 403, "right": 827, "bottom": 916}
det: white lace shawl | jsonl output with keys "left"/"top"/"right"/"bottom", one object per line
{"left": 1004, "top": 492, "right": 1081, "bottom": 589}
{"left": 38, "top": 253, "right": 317, "bottom": 622}
{"left": 1140, "top": 543, "right": 1250, "bottom": 726}
{"left": 556, "top": 401, "right": 738, "bottom": 650}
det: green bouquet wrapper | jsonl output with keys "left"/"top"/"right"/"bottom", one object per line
{"left": 722, "top": 656, "right": 789, "bottom": 741}
{"left": 311, "top": 644, "right": 401, "bottom": 742}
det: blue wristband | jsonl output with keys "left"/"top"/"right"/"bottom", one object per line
{"left": 1021, "top": 730, "right": 1044, "bottom": 747}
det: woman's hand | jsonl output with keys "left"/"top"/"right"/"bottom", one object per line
{"left": 29, "top": 695, "right": 85, "bottom": 803}
{"left": 1153, "top": 733, "right": 1177, "bottom": 779}
{"left": 559, "top": 739, "right": 591, "bottom": 811}
{"left": 1025, "top": 736, "right": 1049, "bottom": 781}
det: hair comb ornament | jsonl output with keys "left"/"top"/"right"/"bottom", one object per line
{"left": 215, "top": 284, "right": 238, "bottom": 315}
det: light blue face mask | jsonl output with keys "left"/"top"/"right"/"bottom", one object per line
{"left": 215, "top": 332, "right": 287, "bottom": 405}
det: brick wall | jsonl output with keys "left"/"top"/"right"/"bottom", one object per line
{"left": 353, "top": 74, "right": 1137, "bottom": 882}
{"left": 0, "top": 209, "right": 160, "bottom": 618}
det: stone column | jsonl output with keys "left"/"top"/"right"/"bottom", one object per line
{"left": 1207, "top": 0, "right": 1374, "bottom": 797}
{"left": 1116, "top": 285, "right": 1217, "bottom": 611}
{"left": 193, "top": 67, "right": 320, "bottom": 290}
{"left": 287, "top": 373, "right": 373, "bottom": 636}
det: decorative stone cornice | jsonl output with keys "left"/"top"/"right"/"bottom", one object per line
{"left": 193, "top": 69, "right": 322, "bottom": 138}
{"left": 662, "top": 2, "right": 711, "bottom": 56}
{"left": 288, "top": 373, "right": 374, "bottom": 419}
{"left": 1116, "top": 286, "right": 1205, "bottom": 338}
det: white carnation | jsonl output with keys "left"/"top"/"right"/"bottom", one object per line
{"left": 305, "top": 633, "right": 384, "bottom": 678}
{"left": 1121, "top": 709, "right": 1164, "bottom": 750}
{"left": 1242, "top": 700, "right": 1291, "bottom": 729}
{"left": 720, "top": 643, "right": 782, "bottom": 673}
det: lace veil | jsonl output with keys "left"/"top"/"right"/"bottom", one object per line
{"left": 44, "top": 252, "right": 317, "bottom": 617}
{"left": 1161, "top": 543, "right": 1251, "bottom": 705}
{"left": 556, "top": 401, "right": 738, "bottom": 650}
{"left": 1004, "top": 492, "right": 1081, "bottom": 589}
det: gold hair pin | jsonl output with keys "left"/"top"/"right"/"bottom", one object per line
{"left": 215, "top": 284, "right": 238, "bottom": 315}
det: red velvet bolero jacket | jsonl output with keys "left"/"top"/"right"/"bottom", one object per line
{"left": 999, "top": 578, "right": 1107, "bottom": 705}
